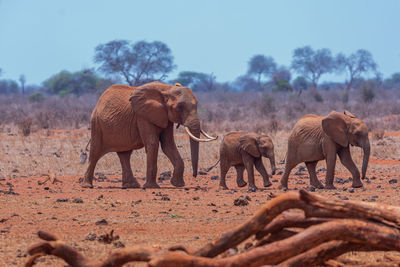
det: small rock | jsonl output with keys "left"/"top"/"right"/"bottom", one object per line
{"left": 247, "top": 187, "right": 257, "bottom": 193}
{"left": 158, "top": 171, "right": 171, "bottom": 182}
{"left": 12, "top": 169, "right": 19, "bottom": 173}
{"left": 193, "top": 197, "right": 200, "bottom": 200}
{"left": 44, "top": 187, "right": 49, "bottom": 190}
{"left": 211, "top": 176, "right": 220, "bottom": 180}
{"left": 234, "top": 197, "right": 249, "bottom": 206}
{"left": 56, "top": 198, "right": 69, "bottom": 203}
{"left": 85, "top": 232, "right": 97, "bottom": 241}
{"left": 161, "top": 195, "right": 170, "bottom": 201}
{"left": 212, "top": 209, "right": 218, "bottom": 213}
{"left": 349, "top": 189, "right": 355, "bottom": 193}
{"left": 198, "top": 170, "right": 207, "bottom": 175}
{"left": 339, "top": 196, "right": 349, "bottom": 200}
{"left": 95, "top": 219, "right": 108, "bottom": 225}
{"left": 72, "top": 197, "right": 83, "bottom": 203}
{"left": 389, "top": 179, "right": 398, "bottom": 184}
{"left": 113, "top": 241, "right": 125, "bottom": 248}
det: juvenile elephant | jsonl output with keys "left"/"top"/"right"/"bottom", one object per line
{"left": 215, "top": 132, "right": 276, "bottom": 191}
{"left": 81, "top": 82, "right": 217, "bottom": 189}
{"left": 280, "top": 110, "right": 370, "bottom": 190}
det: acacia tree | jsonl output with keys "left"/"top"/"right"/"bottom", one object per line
{"left": 336, "top": 49, "right": 377, "bottom": 92}
{"left": 291, "top": 46, "right": 335, "bottom": 91}
{"left": 94, "top": 40, "right": 175, "bottom": 86}
{"left": 247, "top": 55, "right": 277, "bottom": 91}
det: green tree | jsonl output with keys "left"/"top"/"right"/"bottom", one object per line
{"left": 292, "top": 76, "right": 309, "bottom": 94}
{"left": 247, "top": 55, "right": 277, "bottom": 91}
{"left": 173, "top": 71, "right": 216, "bottom": 92}
{"left": 0, "top": 79, "right": 19, "bottom": 94}
{"left": 43, "top": 69, "right": 111, "bottom": 96}
{"left": 291, "top": 46, "right": 335, "bottom": 91}
{"left": 94, "top": 40, "right": 175, "bottom": 86}
{"left": 272, "top": 67, "right": 292, "bottom": 92}
{"left": 336, "top": 49, "right": 377, "bottom": 92}
{"left": 383, "top": 73, "right": 400, "bottom": 89}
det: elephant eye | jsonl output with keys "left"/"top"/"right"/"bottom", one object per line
{"left": 177, "top": 102, "right": 184, "bottom": 111}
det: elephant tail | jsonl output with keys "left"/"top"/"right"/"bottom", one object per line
{"left": 205, "top": 158, "right": 220, "bottom": 172}
{"left": 84, "top": 138, "right": 91, "bottom": 151}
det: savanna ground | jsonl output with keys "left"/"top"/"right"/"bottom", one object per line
{"left": 1, "top": 90, "right": 400, "bottom": 266}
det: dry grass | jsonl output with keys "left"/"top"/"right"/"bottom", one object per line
{"left": 1, "top": 89, "right": 400, "bottom": 266}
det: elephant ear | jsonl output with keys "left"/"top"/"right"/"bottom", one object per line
{"left": 344, "top": 110, "right": 356, "bottom": 118}
{"left": 239, "top": 133, "right": 261, "bottom": 158}
{"left": 129, "top": 85, "right": 169, "bottom": 129}
{"left": 322, "top": 111, "right": 349, "bottom": 147}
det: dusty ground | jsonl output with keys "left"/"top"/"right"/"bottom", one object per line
{"left": 1, "top": 128, "right": 400, "bottom": 266}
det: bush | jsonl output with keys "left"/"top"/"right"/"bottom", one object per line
{"left": 19, "top": 118, "right": 33, "bottom": 136}
{"left": 312, "top": 91, "right": 324, "bottom": 102}
{"left": 29, "top": 92, "right": 45, "bottom": 102}
{"left": 362, "top": 81, "right": 376, "bottom": 103}
{"left": 260, "top": 93, "right": 276, "bottom": 114}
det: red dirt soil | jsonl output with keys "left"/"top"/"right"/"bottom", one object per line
{"left": 1, "top": 130, "right": 400, "bottom": 266}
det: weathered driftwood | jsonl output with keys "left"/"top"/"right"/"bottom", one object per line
{"left": 25, "top": 190, "right": 400, "bottom": 267}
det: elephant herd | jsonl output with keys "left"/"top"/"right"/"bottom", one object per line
{"left": 82, "top": 81, "right": 370, "bottom": 191}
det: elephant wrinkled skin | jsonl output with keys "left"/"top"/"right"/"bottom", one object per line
{"left": 217, "top": 132, "right": 276, "bottom": 191}
{"left": 280, "top": 110, "right": 370, "bottom": 190}
{"left": 81, "top": 82, "right": 216, "bottom": 189}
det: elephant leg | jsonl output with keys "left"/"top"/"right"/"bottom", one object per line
{"left": 139, "top": 120, "right": 161, "bottom": 189}
{"left": 338, "top": 147, "right": 362, "bottom": 188}
{"left": 219, "top": 160, "right": 230, "bottom": 190}
{"left": 280, "top": 159, "right": 297, "bottom": 190}
{"left": 305, "top": 161, "right": 323, "bottom": 189}
{"left": 160, "top": 124, "right": 184, "bottom": 187}
{"left": 242, "top": 153, "right": 257, "bottom": 191}
{"left": 254, "top": 158, "right": 272, "bottom": 187}
{"left": 117, "top": 150, "right": 140, "bottom": 189}
{"left": 82, "top": 138, "right": 103, "bottom": 188}
{"left": 324, "top": 152, "right": 337, "bottom": 189}
{"left": 234, "top": 164, "right": 247, "bottom": 188}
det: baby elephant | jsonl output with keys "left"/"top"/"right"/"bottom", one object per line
{"left": 217, "top": 132, "right": 276, "bottom": 190}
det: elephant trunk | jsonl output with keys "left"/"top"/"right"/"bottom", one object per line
{"left": 186, "top": 118, "right": 200, "bottom": 177}
{"left": 361, "top": 138, "right": 370, "bottom": 179}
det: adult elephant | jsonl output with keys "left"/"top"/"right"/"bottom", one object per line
{"left": 81, "top": 82, "right": 217, "bottom": 189}
{"left": 280, "top": 110, "right": 370, "bottom": 190}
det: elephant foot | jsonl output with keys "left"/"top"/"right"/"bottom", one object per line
{"left": 311, "top": 181, "right": 324, "bottom": 189}
{"left": 324, "top": 184, "right": 337, "bottom": 190}
{"left": 237, "top": 180, "right": 247, "bottom": 188}
{"left": 122, "top": 181, "right": 141, "bottom": 189}
{"left": 263, "top": 181, "right": 272, "bottom": 187}
{"left": 143, "top": 182, "right": 160, "bottom": 189}
{"left": 352, "top": 180, "right": 363, "bottom": 188}
{"left": 81, "top": 179, "right": 94, "bottom": 188}
{"left": 278, "top": 182, "right": 288, "bottom": 190}
{"left": 171, "top": 177, "right": 185, "bottom": 187}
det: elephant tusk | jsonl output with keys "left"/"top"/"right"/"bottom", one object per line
{"left": 200, "top": 128, "right": 218, "bottom": 140}
{"left": 185, "top": 127, "right": 215, "bottom": 142}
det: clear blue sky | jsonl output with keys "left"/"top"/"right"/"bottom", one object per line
{"left": 0, "top": 0, "right": 399, "bottom": 85}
